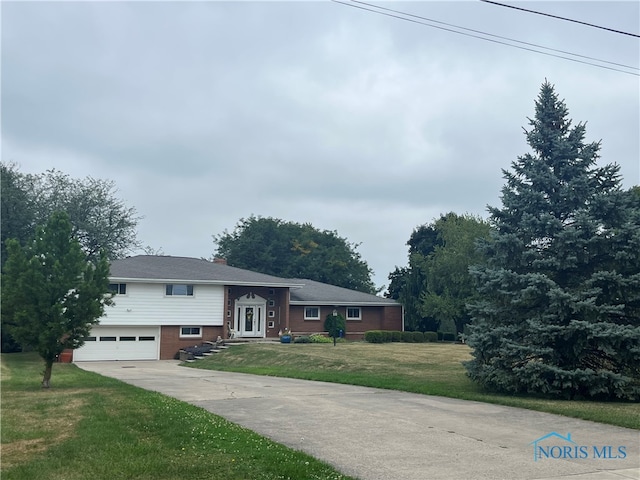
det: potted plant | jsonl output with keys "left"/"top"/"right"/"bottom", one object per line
{"left": 280, "top": 328, "right": 292, "bottom": 344}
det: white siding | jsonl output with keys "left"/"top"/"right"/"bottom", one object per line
{"left": 100, "top": 282, "right": 224, "bottom": 326}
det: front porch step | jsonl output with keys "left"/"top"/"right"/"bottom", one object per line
{"left": 224, "top": 338, "right": 280, "bottom": 344}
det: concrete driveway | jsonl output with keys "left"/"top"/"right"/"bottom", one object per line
{"left": 76, "top": 360, "right": 639, "bottom": 480}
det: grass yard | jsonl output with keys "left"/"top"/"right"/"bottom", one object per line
{"left": 188, "top": 342, "right": 640, "bottom": 430}
{"left": 1, "top": 352, "right": 355, "bottom": 480}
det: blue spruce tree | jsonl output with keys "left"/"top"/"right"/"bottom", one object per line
{"left": 465, "top": 81, "right": 640, "bottom": 400}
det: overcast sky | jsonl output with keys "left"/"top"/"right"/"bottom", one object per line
{"left": 2, "top": 1, "right": 639, "bottom": 290}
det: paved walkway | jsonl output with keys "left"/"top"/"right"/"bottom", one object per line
{"left": 76, "top": 360, "right": 639, "bottom": 480}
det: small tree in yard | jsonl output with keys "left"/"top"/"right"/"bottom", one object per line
{"left": 324, "top": 312, "right": 346, "bottom": 346}
{"left": 465, "top": 81, "right": 640, "bottom": 400}
{"left": 2, "top": 211, "right": 112, "bottom": 388}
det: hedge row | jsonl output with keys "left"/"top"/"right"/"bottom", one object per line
{"left": 364, "top": 330, "right": 457, "bottom": 343}
{"left": 293, "top": 334, "right": 334, "bottom": 344}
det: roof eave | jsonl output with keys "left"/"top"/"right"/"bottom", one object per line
{"left": 109, "top": 277, "right": 304, "bottom": 288}
{"left": 289, "top": 300, "right": 400, "bottom": 306}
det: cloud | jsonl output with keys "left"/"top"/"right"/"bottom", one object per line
{"left": 2, "top": 1, "right": 638, "bottom": 288}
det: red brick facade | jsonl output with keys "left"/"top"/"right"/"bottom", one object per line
{"left": 159, "top": 325, "right": 223, "bottom": 360}
{"left": 288, "top": 304, "right": 403, "bottom": 340}
{"left": 223, "top": 286, "right": 290, "bottom": 338}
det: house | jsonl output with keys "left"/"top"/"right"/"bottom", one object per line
{"left": 73, "top": 255, "right": 403, "bottom": 361}
{"left": 288, "top": 278, "right": 404, "bottom": 339}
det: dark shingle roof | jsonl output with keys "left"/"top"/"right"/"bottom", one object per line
{"left": 109, "top": 256, "right": 400, "bottom": 306}
{"left": 288, "top": 278, "right": 399, "bottom": 306}
{"left": 109, "top": 255, "right": 302, "bottom": 287}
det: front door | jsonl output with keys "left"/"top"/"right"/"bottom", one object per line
{"left": 235, "top": 294, "right": 266, "bottom": 338}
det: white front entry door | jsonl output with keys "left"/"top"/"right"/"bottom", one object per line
{"left": 235, "top": 294, "right": 266, "bottom": 338}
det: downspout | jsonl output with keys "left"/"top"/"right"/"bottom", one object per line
{"left": 402, "top": 304, "right": 405, "bottom": 332}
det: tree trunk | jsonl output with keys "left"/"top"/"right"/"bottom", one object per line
{"left": 42, "top": 359, "right": 53, "bottom": 388}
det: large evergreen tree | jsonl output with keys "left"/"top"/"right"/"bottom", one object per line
{"left": 465, "top": 81, "right": 640, "bottom": 400}
{"left": 2, "top": 212, "right": 112, "bottom": 388}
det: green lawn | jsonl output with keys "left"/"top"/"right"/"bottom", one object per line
{"left": 187, "top": 342, "right": 640, "bottom": 430}
{"left": 1, "top": 352, "right": 354, "bottom": 480}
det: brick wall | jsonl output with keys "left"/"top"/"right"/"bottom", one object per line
{"left": 159, "top": 325, "right": 223, "bottom": 360}
{"left": 289, "top": 305, "right": 403, "bottom": 340}
{"left": 225, "top": 286, "right": 290, "bottom": 338}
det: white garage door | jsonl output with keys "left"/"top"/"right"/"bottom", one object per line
{"left": 74, "top": 326, "right": 160, "bottom": 361}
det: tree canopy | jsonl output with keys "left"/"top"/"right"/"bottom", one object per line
{"left": 213, "top": 216, "right": 376, "bottom": 293}
{"left": 386, "top": 213, "right": 490, "bottom": 333}
{"left": 1, "top": 164, "right": 140, "bottom": 263}
{"left": 419, "top": 213, "right": 491, "bottom": 335}
{"left": 2, "top": 212, "right": 112, "bottom": 387}
{"left": 1, "top": 164, "right": 140, "bottom": 352}
{"left": 1, "top": 163, "right": 37, "bottom": 266}
{"left": 465, "top": 81, "right": 640, "bottom": 401}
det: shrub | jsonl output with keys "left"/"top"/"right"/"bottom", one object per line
{"left": 324, "top": 312, "right": 346, "bottom": 339}
{"left": 443, "top": 332, "right": 456, "bottom": 342}
{"left": 309, "top": 334, "right": 332, "bottom": 344}
{"left": 365, "top": 330, "right": 414, "bottom": 343}
{"left": 437, "top": 331, "right": 444, "bottom": 341}
{"left": 401, "top": 331, "right": 415, "bottom": 343}
{"left": 412, "top": 331, "right": 425, "bottom": 343}
{"left": 364, "top": 331, "right": 384, "bottom": 343}
{"left": 294, "top": 336, "right": 311, "bottom": 343}
{"left": 424, "top": 331, "right": 438, "bottom": 343}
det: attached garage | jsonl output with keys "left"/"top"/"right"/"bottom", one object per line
{"left": 74, "top": 326, "right": 160, "bottom": 361}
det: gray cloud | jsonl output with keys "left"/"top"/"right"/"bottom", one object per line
{"left": 3, "top": 1, "right": 638, "bottom": 288}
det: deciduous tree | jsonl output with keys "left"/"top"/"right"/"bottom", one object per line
{"left": 2, "top": 212, "right": 112, "bottom": 388}
{"left": 0, "top": 163, "right": 36, "bottom": 266}
{"left": 0, "top": 164, "right": 140, "bottom": 262}
{"left": 465, "top": 81, "right": 640, "bottom": 400}
{"left": 419, "top": 213, "right": 490, "bottom": 335}
{"left": 385, "top": 223, "right": 441, "bottom": 331}
{"left": 387, "top": 214, "right": 489, "bottom": 333}
{"left": 214, "top": 216, "right": 376, "bottom": 293}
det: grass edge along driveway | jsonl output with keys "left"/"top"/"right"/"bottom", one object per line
{"left": 1, "top": 352, "right": 355, "bottom": 480}
{"left": 186, "top": 342, "right": 639, "bottom": 430}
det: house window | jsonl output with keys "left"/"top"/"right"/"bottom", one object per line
{"left": 304, "top": 307, "right": 320, "bottom": 320}
{"left": 166, "top": 284, "right": 194, "bottom": 296}
{"left": 347, "top": 307, "right": 361, "bottom": 320}
{"left": 268, "top": 310, "right": 275, "bottom": 318}
{"left": 109, "top": 283, "right": 127, "bottom": 295}
{"left": 269, "top": 288, "right": 275, "bottom": 295}
{"left": 268, "top": 299, "right": 275, "bottom": 307}
{"left": 180, "top": 327, "right": 201, "bottom": 338}
{"left": 268, "top": 321, "right": 275, "bottom": 328}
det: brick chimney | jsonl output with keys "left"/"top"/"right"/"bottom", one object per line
{"left": 213, "top": 257, "right": 227, "bottom": 265}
